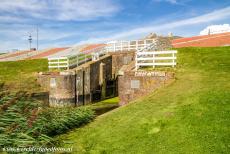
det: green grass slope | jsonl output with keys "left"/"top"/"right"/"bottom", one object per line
{"left": 0, "top": 59, "right": 48, "bottom": 92}
{"left": 58, "top": 47, "right": 230, "bottom": 154}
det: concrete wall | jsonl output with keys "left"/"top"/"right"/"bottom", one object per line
{"left": 49, "top": 71, "right": 76, "bottom": 107}
{"left": 109, "top": 51, "right": 135, "bottom": 77}
{"left": 118, "top": 71, "right": 175, "bottom": 105}
{"left": 37, "top": 72, "right": 53, "bottom": 91}
{"left": 37, "top": 52, "right": 174, "bottom": 107}
{"left": 74, "top": 55, "right": 113, "bottom": 105}
{"left": 90, "top": 55, "right": 112, "bottom": 91}
{"left": 75, "top": 67, "right": 90, "bottom": 106}
{"left": 38, "top": 55, "right": 114, "bottom": 107}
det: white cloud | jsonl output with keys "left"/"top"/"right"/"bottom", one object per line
{"left": 163, "top": 0, "right": 177, "bottom": 4}
{"left": 0, "top": 15, "right": 27, "bottom": 22}
{"left": 0, "top": 0, "right": 45, "bottom": 11}
{"left": 1, "top": 4, "right": 230, "bottom": 51}
{"left": 76, "top": 6, "right": 230, "bottom": 44}
{"left": 200, "top": 24, "right": 230, "bottom": 35}
{"left": 153, "top": 0, "right": 178, "bottom": 4}
{"left": 0, "top": 0, "right": 120, "bottom": 21}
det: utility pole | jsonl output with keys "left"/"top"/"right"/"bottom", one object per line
{"left": 28, "top": 34, "right": 32, "bottom": 51}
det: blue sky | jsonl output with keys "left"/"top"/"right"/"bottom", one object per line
{"left": 0, "top": 0, "right": 230, "bottom": 52}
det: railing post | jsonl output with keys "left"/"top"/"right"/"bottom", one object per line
{"left": 77, "top": 55, "right": 79, "bottom": 67}
{"left": 128, "top": 41, "right": 131, "bottom": 51}
{"left": 135, "top": 52, "right": 138, "bottom": 70}
{"left": 153, "top": 52, "right": 155, "bottom": 68}
{"left": 48, "top": 59, "right": 50, "bottom": 71}
{"left": 67, "top": 58, "right": 69, "bottom": 70}
{"left": 113, "top": 43, "right": 116, "bottom": 52}
{"left": 58, "top": 58, "right": 60, "bottom": 70}
{"left": 172, "top": 52, "right": 175, "bottom": 68}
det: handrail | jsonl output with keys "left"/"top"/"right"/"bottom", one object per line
{"left": 106, "top": 39, "right": 156, "bottom": 52}
{"left": 135, "top": 50, "right": 177, "bottom": 70}
{"left": 48, "top": 46, "right": 107, "bottom": 70}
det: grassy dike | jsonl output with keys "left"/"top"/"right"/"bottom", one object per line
{"left": 0, "top": 59, "right": 48, "bottom": 92}
{"left": 57, "top": 47, "right": 230, "bottom": 153}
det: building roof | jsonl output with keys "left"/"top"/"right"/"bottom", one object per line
{"left": 28, "top": 47, "right": 68, "bottom": 59}
{"left": 0, "top": 50, "right": 31, "bottom": 60}
{"left": 47, "top": 45, "right": 88, "bottom": 58}
{"left": 172, "top": 32, "right": 230, "bottom": 48}
{"left": 80, "top": 44, "right": 106, "bottom": 54}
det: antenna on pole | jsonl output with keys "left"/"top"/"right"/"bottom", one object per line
{"left": 28, "top": 33, "right": 32, "bottom": 51}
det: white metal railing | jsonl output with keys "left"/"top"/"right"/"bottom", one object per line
{"left": 48, "top": 57, "right": 69, "bottom": 69}
{"left": 106, "top": 39, "right": 156, "bottom": 52}
{"left": 48, "top": 46, "right": 107, "bottom": 70}
{"left": 83, "top": 45, "right": 106, "bottom": 54}
{"left": 48, "top": 53, "right": 91, "bottom": 70}
{"left": 135, "top": 50, "right": 177, "bottom": 70}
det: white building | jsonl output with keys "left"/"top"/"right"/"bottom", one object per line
{"left": 200, "top": 24, "right": 230, "bottom": 35}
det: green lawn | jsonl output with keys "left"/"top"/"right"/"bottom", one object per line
{"left": 0, "top": 59, "right": 48, "bottom": 92}
{"left": 88, "top": 97, "right": 119, "bottom": 116}
{"left": 57, "top": 47, "right": 230, "bottom": 153}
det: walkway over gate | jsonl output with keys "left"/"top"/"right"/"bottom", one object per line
{"left": 106, "top": 39, "right": 156, "bottom": 52}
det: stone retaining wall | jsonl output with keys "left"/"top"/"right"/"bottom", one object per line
{"left": 109, "top": 51, "right": 135, "bottom": 77}
{"left": 118, "top": 70, "right": 175, "bottom": 105}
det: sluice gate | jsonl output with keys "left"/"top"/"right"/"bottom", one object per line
{"left": 38, "top": 52, "right": 135, "bottom": 107}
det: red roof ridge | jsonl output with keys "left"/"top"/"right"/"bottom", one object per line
{"left": 172, "top": 32, "right": 230, "bottom": 45}
{"left": 80, "top": 44, "right": 106, "bottom": 53}
{"left": 28, "top": 47, "right": 68, "bottom": 59}
{"left": 172, "top": 32, "right": 230, "bottom": 44}
{"left": 0, "top": 50, "right": 31, "bottom": 60}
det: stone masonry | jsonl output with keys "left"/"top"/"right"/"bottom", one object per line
{"left": 37, "top": 52, "right": 136, "bottom": 107}
{"left": 118, "top": 70, "right": 175, "bottom": 105}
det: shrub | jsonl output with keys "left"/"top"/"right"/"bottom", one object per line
{"left": 0, "top": 95, "right": 95, "bottom": 148}
{"left": 34, "top": 107, "right": 94, "bottom": 136}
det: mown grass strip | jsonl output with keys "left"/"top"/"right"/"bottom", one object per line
{"left": 57, "top": 47, "right": 230, "bottom": 153}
